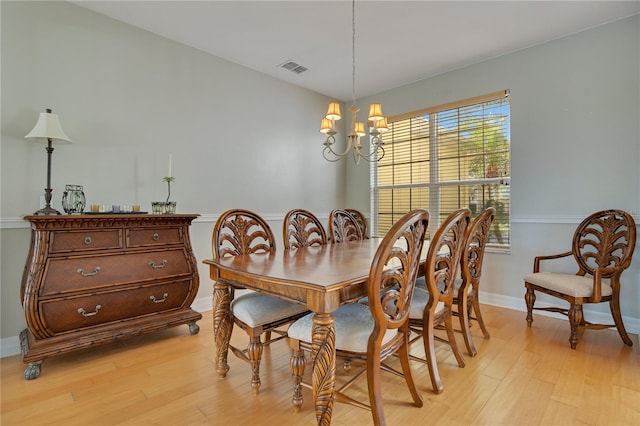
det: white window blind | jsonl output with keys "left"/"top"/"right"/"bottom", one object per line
{"left": 371, "top": 90, "right": 511, "bottom": 248}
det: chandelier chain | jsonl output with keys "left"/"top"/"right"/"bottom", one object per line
{"left": 351, "top": 0, "right": 356, "bottom": 107}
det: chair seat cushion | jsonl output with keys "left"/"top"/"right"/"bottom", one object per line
{"left": 287, "top": 303, "right": 398, "bottom": 353}
{"left": 409, "top": 287, "right": 445, "bottom": 319}
{"left": 524, "top": 272, "right": 612, "bottom": 298}
{"left": 231, "top": 292, "right": 309, "bottom": 327}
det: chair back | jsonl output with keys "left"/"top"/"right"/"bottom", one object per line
{"left": 283, "top": 209, "right": 328, "bottom": 249}
{"left": 424, "top": 209, "right": 470, "bottom": 310}
{"left": 329, "top": 209, "right": 363, "bottom": 243}
{"left": 572, "top": 209, "right": 636, "bottom": 277}
{"left": 346, "top": 208, "right": 369, "bottom": 239}
{"left": 367, "top": 209, "right": 429, "bottom": 338}
{"left": 212, "top": 209, "right": 276, "bottom": 259}
{"left": 461, "top": 207, "right": 495, "bottom": 287}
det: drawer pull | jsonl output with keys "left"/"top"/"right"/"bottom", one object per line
{"left": 148, "top": 260, "right": 168, "bottom": 269}
{"left": 84, "top": 236, "right": 93, "bottom": 245}
{"left": 77, "top": 266, "right": 101, "bottom": 277}
{"left": 78, "top": 305, "right": 102, "bottom": 317}
{"left": 153, "top": 233, "right": 160, "bottom": 241}
{"left": 150, "top": 293, "right": 169, "bottom": 303}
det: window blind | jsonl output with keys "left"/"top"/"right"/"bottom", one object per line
{"left": 371, "top": 90, "right": 510, "bottom": 247}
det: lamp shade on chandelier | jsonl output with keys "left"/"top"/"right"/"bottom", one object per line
{"left": 320, "top": 0, "right": 388, "bottom": 164}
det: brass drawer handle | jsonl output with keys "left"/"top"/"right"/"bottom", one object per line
{"left": 148, "top": 260, "right": 168, "bottom": 269}
{"left": 152, "top": 233, "right": 160, "bottom": 241}
{"left": 150, "top": 293, "right": 169, "bottom": 303}
{"left": 77, "top": 266, "right": 101, "bottom": 277}
{"left": 84, "top": 236, "right": 93, "bottom": 245}
{"left": 78, "top": 305, "right": 102, "bottom": 317}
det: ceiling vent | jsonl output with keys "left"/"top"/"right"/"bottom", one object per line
{"left": 279, "top": 60, "right": 308, "bottom": 75}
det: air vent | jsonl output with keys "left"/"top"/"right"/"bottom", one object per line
{"left": 279, "top": 60, "right": 308, "bottom": 75}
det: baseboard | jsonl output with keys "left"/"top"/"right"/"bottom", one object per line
{"left": 2, "top": 293, "right": 637, "bottom": 358}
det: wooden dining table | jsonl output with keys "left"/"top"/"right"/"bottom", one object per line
{"left": 204, "top": 238, "right": 404, "bottom": 426}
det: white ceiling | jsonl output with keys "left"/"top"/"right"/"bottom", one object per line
{"left": 72, "top": 1, "right": 639, "bottom": 102}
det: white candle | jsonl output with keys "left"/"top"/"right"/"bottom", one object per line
{"left": 168, "top": 153, "right": 172, "bottom": 177}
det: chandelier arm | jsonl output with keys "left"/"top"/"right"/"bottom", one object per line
{"left": 323, "top": 135, "right": 354, "bottom": 160}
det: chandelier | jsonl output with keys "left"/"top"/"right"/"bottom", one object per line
{"left": 320, "top": 0, "right": 388, "bottom": 164}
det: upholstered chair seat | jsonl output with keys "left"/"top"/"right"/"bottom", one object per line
{"left": 523, "top": 272, "right": 613, "bottom": 298}
{"left": 232, "top": 292, "right": 310, "bottom": 328}
{"left": 288, "top": 304, "right": 397, "bottom": 353}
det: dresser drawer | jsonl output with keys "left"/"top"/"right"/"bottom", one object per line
{"left": 41, "top": 249, "right": 191, "bottom": 296}
{"left": 50, "top": 229, "right": 123, "bottom": 253}
{"left": 127, "top": 228, "right": 182, "bottom": 247}
{"left": 40, "top": 280, "right": 192, "bottom": 334}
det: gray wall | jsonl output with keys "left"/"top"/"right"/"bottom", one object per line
{"left": 348, "top": 15, "right": 640, "bottom": 331}
{"left": 1, "top": 1, "right": 345, "bottom": 347}
{"left": 2, "top": 1, "right": 639, "bottom": 355}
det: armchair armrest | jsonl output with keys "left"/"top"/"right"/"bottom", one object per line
{"left": 533, "top": 250, "right": 572, "bottom": 273}
{"left": 590, "top": 266, "right": 624, "bottom": 303}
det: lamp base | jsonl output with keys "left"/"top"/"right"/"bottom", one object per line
{"left": 33, "top": 206, "right": 62, "bottom": 215}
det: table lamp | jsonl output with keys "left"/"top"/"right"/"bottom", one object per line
{"left": 25, "top": 108, "right": 72, "bottom": 215}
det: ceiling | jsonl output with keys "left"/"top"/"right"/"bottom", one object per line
{"left": 72, "top": 1, "right": 639, "bottom": 102}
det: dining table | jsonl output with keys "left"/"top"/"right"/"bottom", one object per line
{"left": 203, "top": 237, "right": 428, "bottom": 426}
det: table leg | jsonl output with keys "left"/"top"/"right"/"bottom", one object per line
{"left": 213, "top": 280, "right": 232, "bottom": 378}
{"left": 311, "top": 312, "right": 336, "bottom": 426}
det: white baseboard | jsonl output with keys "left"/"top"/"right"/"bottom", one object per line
{"left": 2, "top": 293, "right": 637, "bottom": 358}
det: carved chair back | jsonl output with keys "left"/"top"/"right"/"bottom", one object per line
{"left": 283, "top": 209, "right": 328, "bottom": 250}
{"left": 571, "top": 209, "right": 636, "bottom": 277}
{"left": 368, "top": 209, "right": 429, "bottom": 335}
{"left": 329, "top": 209, "right": 363, "bottom": 243}
{"left": 346, "top": 208, "right": 369, "bottom": 239}
{"left": 212, "top": 209, "right": 276, "bottom": 260}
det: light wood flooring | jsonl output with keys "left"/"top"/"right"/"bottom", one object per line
{"left": 2, "top": 304, "right": 639, "bottom": 425}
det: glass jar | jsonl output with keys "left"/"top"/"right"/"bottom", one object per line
{"left": 62, "top": 184, "right": 86, "bottom": 214}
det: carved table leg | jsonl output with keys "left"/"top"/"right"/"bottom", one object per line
{"left": 213, "top": 280, "right": 232, "bottom": 378}
{"left": 311, "top": 313, "right": 336, "bottom": 426}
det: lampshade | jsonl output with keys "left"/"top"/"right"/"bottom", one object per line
{"left": 376, "top": 117, "right": 389, "bottom": 133}
{"left": 367, "top": 103, "right": 384, "bottom": 122}
{"left": 354, "top": 122, "right": 366, "bottom": 137}
{"left": 25, "top": 109, "right": 72, "bottom": 143}
{"left": 325, "top": 102, "right": 342, "bottom": 121}
{"left": 319, "top": 118, "right": 333, "bottom": 134}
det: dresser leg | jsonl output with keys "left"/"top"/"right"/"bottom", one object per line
{"left": 24, "top": 361, "right": 43, "bottom": 380}
{"left": 188, "top": 322, "right": 200, "bottom": 335}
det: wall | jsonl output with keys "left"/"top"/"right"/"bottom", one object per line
{"left": 348, "top": 15, "right": 640, "bottom": 331}
{"left": 0, "top": 1, "right": 345, "bottom": 350}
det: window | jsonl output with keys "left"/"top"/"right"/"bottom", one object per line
{"left": 371, "top": 90, "right": 510, "bottom": 248}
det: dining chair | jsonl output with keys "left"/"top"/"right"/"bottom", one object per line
{"left": 524, "top": 209, "right": 636, "bottom": 349}
{"left": 288, "top": 209, "right": 429, "bottom": 425}
{"left": 408, "top": 208, "right": 470, "bottom": 394}
{"left": 212, "top": 209, "right": 309, "bottom": 394}
{"left": 329, "top": 208, "right": 363, "bottom": 243}
{"left": 346, "top": 208, "right": 369, "bottom": 239}
{"left": 283, "top": 208, "right": 328, "bottom": 249}
{"left": 455, "top": 207, "right": 495, "bottom": 357}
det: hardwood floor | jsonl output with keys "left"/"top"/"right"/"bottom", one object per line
{"left": 2, "top": 304, "right": 639, "bottom": 425}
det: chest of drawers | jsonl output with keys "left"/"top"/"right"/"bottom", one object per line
{"left": 20, "top": 214, "right": 202, "bottom": 379}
